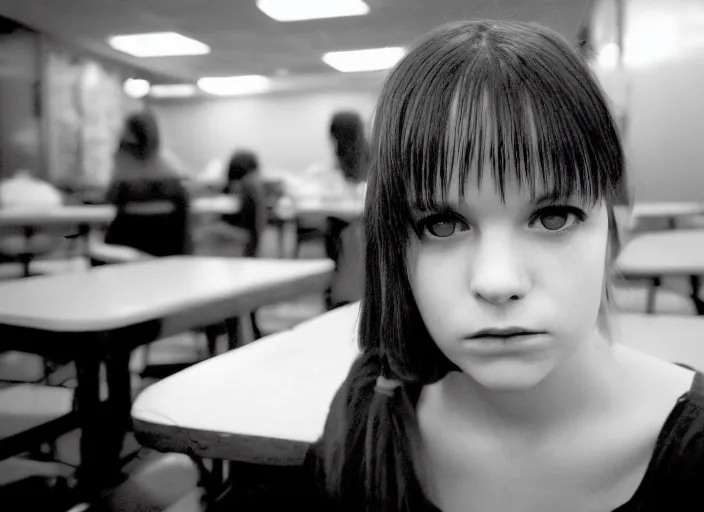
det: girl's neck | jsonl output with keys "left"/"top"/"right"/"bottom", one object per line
{"left": 439, "top": 331, "right": 624, "bottom": 442}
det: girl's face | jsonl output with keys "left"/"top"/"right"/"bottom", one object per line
{"left": 407, "top": 168, "right": 609, "bottom": 392}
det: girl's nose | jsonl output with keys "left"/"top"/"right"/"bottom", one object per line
{"left": 468, "top": 231, "right": 531, "bottom": 306}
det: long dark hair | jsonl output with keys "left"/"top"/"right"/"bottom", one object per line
{"left": 323, "top": 20, "right": 626, "bottom": 511}
{"left": 330, "top": 111, "right": 371, "bottom": 182}
{"left": 118, "top": 111, "right": 161, "bottom": 161}
{"left": 224, "top": 150, "right": 259, "bottom": 194}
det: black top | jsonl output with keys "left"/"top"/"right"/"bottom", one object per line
{"left": 301, "top": 370, "right": 704, "bottom": 511}
{"left": 222, "top": 178, "right": 266, "bottom": 258}
{"left": 105, "top": 178, "right": 192, "bottom": 257}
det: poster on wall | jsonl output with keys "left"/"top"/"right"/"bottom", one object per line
{"left": 44, "top": 49, "right": 125, "bottom": 190}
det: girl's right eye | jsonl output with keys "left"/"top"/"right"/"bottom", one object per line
{"left": 418, "top": 214, "right": 470, "bottom": 238}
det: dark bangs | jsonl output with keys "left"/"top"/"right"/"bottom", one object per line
{"left": 369, "top": 20, "right": 624, "bottom": 232}
{"left": 361, "top": 20, "right": 625, "bottom": 381}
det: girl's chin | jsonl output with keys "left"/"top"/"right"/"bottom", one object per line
{"left": 456, "top": 359, "right": 556, "bottom": 394}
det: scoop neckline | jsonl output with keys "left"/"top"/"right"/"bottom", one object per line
{"left": 424, "top": 386, "right": 698, "bottom": 512}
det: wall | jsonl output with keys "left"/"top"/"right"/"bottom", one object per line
{"left": 0, "top": 27, "right": 41, "bottom": 180}
{"left": 149, "top": 87, "right": 379, "bottom": 182}
{"left": 591, "top": 0, "right": 704, "bottom": 202}
{"left": 40, "top": 37, "right": 146, "bottom": 189}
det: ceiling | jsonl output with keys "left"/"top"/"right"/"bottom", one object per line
{"left": 0, "top": 0, "right": 593, "bottom": 85}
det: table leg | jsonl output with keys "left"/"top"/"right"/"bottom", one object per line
{"left": 278, "top": 221, "right": 286, "bottom": 259}
{"left": 689, "top": 275, "right": 704, "bottom": 315}
{"left": 78, "top": 223, "right": 91, "bottom": 260}
{"left": 646, "top": 277, "right": 660, "bottom": 315}
{"left": 205, "top": 324, "right": 222, "bottom": 357}
{"left": 20, "top": 226, "right": 36, "bottom": 277}
{"left": 73, "top": 342, "right": 104, "bottom": 492}
{"left": 105, "top": 346, "right": 133, "bottom": 471}
{"left": 191, "top": 457, "right": 227, "bottom": 510}
{"left": 18, "top": 253, "right": 32, "bottom": 278}
{"left": 225, "top": 317, "right": 242, "bottom": 351}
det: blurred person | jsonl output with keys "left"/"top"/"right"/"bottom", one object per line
{"left": 325, "top": 111, "right": 369, "bottom": 308}
{"left": 103, "top": 110, "right": 192, "bottom": 257}
{"left": 222, "top": 149, "right": 268, "bottom": 338}
{"left": 0, "top": 131, "right": 65, "bottom": 271}
{"left": 0, "top": 169, "right": 62, "bottom": 209}
{"left": 329, "top": 110, "right": 370, "bottom": 185}
{"left": 222, "top": 150, "right": 268, "bottom": 258}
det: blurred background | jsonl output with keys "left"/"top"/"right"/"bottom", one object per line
{"left": 0, "top": 0, "right": 703, "bottom": 511}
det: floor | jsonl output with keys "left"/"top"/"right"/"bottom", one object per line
{"left": 0, "top": 224, "right": 329, "bottom": 512}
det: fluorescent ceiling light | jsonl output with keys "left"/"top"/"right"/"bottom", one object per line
{"left": 322, "top": 47, "right": 405, "bottom": 72}
{"left": 108, "top": 32, "right": 210, "bottom": 57}
{"left": 123, "top": 78, "right": 150, "bottom": 98}
{"left": 149, "top": 84, "right": 198, "bottom": 98}
{"left": 197, "top": 75, "right": 271, "bottom": 96}
{"left": 256, "top": 0, "right": 369, "bottom": 22}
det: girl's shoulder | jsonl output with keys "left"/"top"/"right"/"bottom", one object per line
{"left": 611, "top": 347, "right": 704, "bottom": 507}
{"left": 628, "top": 369, "right": 704, "bottom": 509}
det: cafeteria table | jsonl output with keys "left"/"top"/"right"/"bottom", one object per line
{"left": 295, "top": 199, "right": 364, "bottom": 224}
{"left": 131, "top": 303, "right": 704, "bottom": 497}
{"left": 617, "top": 230, "right": 704, "bottom": 314}
{"left": 0, "top": 205, "right": 115, "bottom": 276}
{"left": 630, "top": 201, "right": 704, "bottom": 229}
{"left": 0, "top": 197, "right": 240, "bottom": 276}
{"left": 0, "top": 256, "right": 333, "bottom": 494}
{"left": 270, "top": 198, "right": 365, "bottom": 258}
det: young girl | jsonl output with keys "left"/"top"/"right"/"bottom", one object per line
{"left": 304, "top": 20, "right": 704, "bottom": 512}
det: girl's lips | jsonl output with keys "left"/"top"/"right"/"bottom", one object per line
{"left": 466, "top": 327, "right": 546, "bottom": 339}
{"left": 460, "top": 333, "right": 550, "bottom": 354}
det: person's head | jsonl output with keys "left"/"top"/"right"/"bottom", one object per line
{"left": 227, "top": 150, "right": 259, "bottom": 183}
{"left": 330, "top": 111, "right": 370, "bottom": 182}
{"left": 118, "top": 111, "right": 161, "bottom": 161}
{"left": 326, "top": 20, "right": 627, "bottom": 509}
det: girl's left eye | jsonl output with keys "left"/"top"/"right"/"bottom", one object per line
{"left": 530, "top": 206, "right": 586, "bottom": 232}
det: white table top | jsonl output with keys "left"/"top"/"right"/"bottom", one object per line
{"left": 191, "top": 195, "right": 240, "bottom": 216}
{"left": 132, "top": 303, "right": 360, "bottom": 462}
{"left": 0, "top": 196, "right": 239, "bottom": 229}
{"left": 631, "top": 202, "right": 704, "bottom": 220}
{"left": 131, "top": 303, "right": 704, "bottom": 464}
{"left": 0, "top": 205, "right": 115, "bottom": 227}
{"left": 295, "top": 200, "right": 364, "bottom": 222}
{"left": 0, "top": 256, "right": 333, "bottom": 332}
{"left": 617, "top": 230, "right": 704, "bottom": 276}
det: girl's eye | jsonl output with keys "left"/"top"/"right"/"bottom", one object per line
{"left": 419, "top": 214, "right": 469, "bottom": 238}
{"left": 530, "top": 206, "right": 586, "bottom": 232}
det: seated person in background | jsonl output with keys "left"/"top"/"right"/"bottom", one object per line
{"left": 104, "top": 111, "right": 192, "bottom": 257}
{"left": 222, "top": 150, "right": 267, "bottom": 259}
{"left": 222, "top": 150, "right": 267, "bottom": 339}
{"left": 326, "top": 111, "right": 370, "bottom": 309}
{"left": 0, "top": 169, "right": 63, "bottom": 209}
{"left": 0, "top": 169, "right": 65, "bottom": 266}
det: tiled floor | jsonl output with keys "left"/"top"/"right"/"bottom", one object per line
{"left": 0, "top": 225, "right": 329, "bottom": 512}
